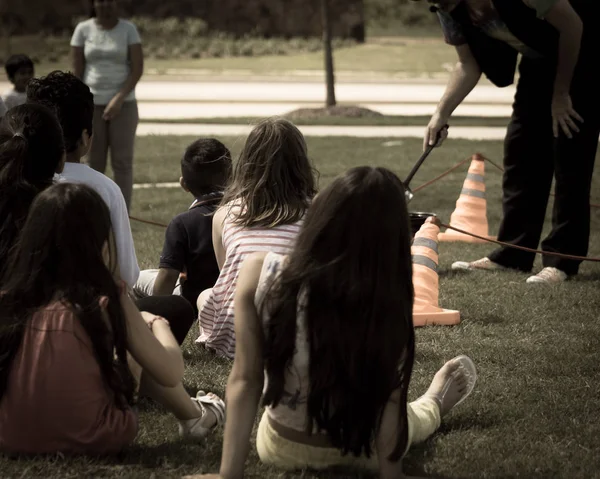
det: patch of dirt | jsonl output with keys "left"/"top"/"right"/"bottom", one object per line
{"left": 285, "top": 105, "right": 384, "bottom": 119}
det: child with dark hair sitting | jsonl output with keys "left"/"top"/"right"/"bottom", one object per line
{"left": 27, "top": 70, "right": 140, "bottom": 289}
{"left": 28, "top": 71, "right": 197, "bottom": 346}
{"left": 133, "top": 138, "right": 232, "bottom": 314}
{"left": 2, "top": 54, "right": 34, "bottom": 110}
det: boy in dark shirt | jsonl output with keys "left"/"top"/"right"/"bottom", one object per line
{"left": 134, "top": 138, "right": 232, "bottom": 313}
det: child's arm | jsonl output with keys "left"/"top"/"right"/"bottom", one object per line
{"left": 212, "top": 207, "right": 228, "bottom": 270}
{"left": 154, "top": 217, "right": 186, "bottom": 296}
{"left": 218, "top": 253, "right": 267, "bottom": 479}
{"left": 153, "top": 268, "right": 181, "bottom": 296}
{"left": 120, "top": 292, "right": 184, "bottom": 387}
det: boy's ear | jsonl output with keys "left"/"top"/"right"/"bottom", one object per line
{"left": 82, "top": 129, "right": 92, "bottom": 148}
{"left": 79, "top": 129, "right": 93, "bottom": 156}
{"left": 180, "top": 177, "right": 190, "bottom": 192}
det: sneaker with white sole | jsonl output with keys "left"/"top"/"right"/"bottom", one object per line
{"left": 526, "top": 267, "right": 567, "bottom": 284}
{"left": 451, "top": 257, "right": 507, "bottom": 271}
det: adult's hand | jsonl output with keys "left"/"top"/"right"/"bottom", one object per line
{"left": 103, "top": 94, "right": 125, "bottom": 121}
{"left": 424, "top": 112, "right": 450, "bottom": 151}
{"left": 551, "top": 92, "right": 583, "bottom": 139}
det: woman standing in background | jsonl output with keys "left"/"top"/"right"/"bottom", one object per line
{"left": 70, "top": 0, "right": 144, "bottom": 211}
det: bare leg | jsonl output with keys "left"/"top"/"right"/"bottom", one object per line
{"left": 128, "top": 355, "right": 218, "bottom": 427}
{"left": 127, "top": 354, "right": 143, "bottom": 393}
{"left": 196, "top": 288, "right": 211, "bottom": 312}
{"left": 140, "top": 373, "right": 215, "bottom": 423}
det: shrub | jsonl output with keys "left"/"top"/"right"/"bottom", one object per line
{"left": 8, "top": 17, "right": 362, "bottom": 64}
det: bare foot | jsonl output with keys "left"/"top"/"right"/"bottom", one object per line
{"left": 424, "top": 358, "right": 469, "bottom": 416}
{"left": 195, "top": 392, "right": 219, "bottom": 430}
{"left": 179, "top": 391, "right": 224, "bottom": 440}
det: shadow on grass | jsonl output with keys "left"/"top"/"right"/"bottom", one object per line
{"left": 572, "top": 271, "right": 600, "bottom": 282}
{"left": 404, "top": 445, "right": 469, "bottom": 479}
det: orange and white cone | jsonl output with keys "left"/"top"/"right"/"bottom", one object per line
{"left": 439, "top": 154, "right": 496, "bottom": 243}
{"left": 412, "top": 217, "right": 460, "bottom": 327}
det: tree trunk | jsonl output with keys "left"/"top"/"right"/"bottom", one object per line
{"left": 321, "top": 0, "right": 336, "bottom": 107}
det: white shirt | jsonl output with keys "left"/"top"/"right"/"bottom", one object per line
{"left": 70, "top": 18, "right": 141, "bottom": 106}
{"left": 56, "top": 163, "right": 140, "bottom": 287}
{"left": 1, "top": 89, "right": 26, "bottom": 111}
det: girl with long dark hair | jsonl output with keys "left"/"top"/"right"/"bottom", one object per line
{"left": 0, "top": 183, "right": 225, "bottom": 454}
{"left": 203, "top": 167, "right": 477, "bottom": 478}
{"left": 0, "top": 103, "right": 66, "bottom": 280}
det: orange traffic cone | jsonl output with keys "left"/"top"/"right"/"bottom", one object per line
{"left": 412, "top": 217, "right": 460, "bottom": 327}
{"left": 439, "top": 153, "right": 496, "bottom": 243}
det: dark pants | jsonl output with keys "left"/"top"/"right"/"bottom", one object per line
{"left": 488, "top": 28, "right": 600, "bottom": 275}
{"left": 88, "top": 101, "right": 139, "bottom": 211}
{"left": 136, "top": 295, "right": 195, "bottom": 345}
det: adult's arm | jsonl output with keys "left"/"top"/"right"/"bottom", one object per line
{"left": 115, "top": 43, "right": 144, "bottom": 100}
{"left": 424, "top": 44, "right": 482, "bottom": 150}
{"left": 541, "top": 0, "right": 584, "bottom": 138}
{"left": 70, "top": 23, "right": 86, "bottom": 79}
{"left": 103, "top": 24, "right": 144, "bottom": 120}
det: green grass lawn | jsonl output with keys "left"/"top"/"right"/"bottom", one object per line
{"left": 141, "top": 39, "right": 455, "bottom": 77}
{"left": 143, "top": 116, "right": 511, "bottom": 127}
{"left": 2, "top": 136, "right": 600, "bottom": 478}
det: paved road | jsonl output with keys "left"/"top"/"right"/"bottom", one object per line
{"left": 130, "top": 81, "right": 515, "bottom": 104}
{"left": 2, "top": 79, "right": 515, "bottom": 119}
{"left": 0, "top": 79, "right": 516, "bottom": 102}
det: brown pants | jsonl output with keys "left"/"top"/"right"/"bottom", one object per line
{"left": 88, "top": 101, "right": 139, "bottom": 210}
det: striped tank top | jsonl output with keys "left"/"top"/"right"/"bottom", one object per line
{"left": 196, "top": 207, "right": 303, "bottom": 359}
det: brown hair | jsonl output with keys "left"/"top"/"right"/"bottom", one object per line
{"left": 221, "top": 117, "right": 317, "bottom": 228}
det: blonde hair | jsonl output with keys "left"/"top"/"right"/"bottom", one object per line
{"left": 222, "top": 117, "right": 317, "bottom": 228}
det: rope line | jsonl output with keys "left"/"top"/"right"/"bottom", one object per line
{"left": 439, "top": 222, "right": 600, "bottom": 262}
{"left": 128, "top": 154, "right": 599, "bottom": 233}
{"left": 129, "top": 216, "right": 169, "bottom": 228}
{"left": 412, "top": 157, "right": 471, "bottom": 193}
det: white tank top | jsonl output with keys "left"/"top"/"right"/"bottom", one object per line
{"left": 254, "top": 252, "right": 321, "bottom": 433}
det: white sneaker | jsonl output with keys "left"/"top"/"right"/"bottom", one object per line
{"left": 452, "top": 257, "right": 507, "bottom": 271}
{"left": 526, "top": 267, "right": 568, "bottom": 284}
